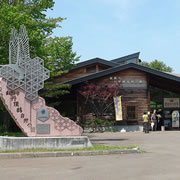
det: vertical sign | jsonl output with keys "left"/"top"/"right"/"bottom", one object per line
{"left": 172, "top": 110, "right": 179, "bottom": 128}
{"left": 113, "top": 96, "right": 123, "bottom": 121}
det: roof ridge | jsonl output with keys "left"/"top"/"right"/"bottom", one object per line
{"left": 73, "top": 57, "right": 118, "bottom": 70}
{"left": 60, "top": 62, "right": 180, "bottom": 85}
{"left": 111, "top": 52, "right": 140, "bottom": 63}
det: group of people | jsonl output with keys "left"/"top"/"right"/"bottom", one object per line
{"left": 142, "top": 109, "right": 162, "bottom": 133}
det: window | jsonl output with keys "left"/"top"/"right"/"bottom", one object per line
{"left": 127, "top": 106, "right": 136, "bottom": 119}
{"left": 127, "top": 58, "right": 137, "bottom": 63}
{"left": 99, "top": 66, "right": 107, "bottom": 71}
{"left": 86, "top": 65, "right": 96, "bottom": 73}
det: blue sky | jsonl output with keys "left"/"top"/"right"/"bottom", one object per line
{"left": 46, "top": 0, "right": 180, "bottom": 73}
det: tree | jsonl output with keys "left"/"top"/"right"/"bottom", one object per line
{"left": 40, "top": 36, "right": 80, "bottom": 107}
{"left": 0, "top": 0, "right": 63, "bottom": 64}
{"left": 78, "top": 81, "right": 121, "bottom": 130}
{"left": 141, "top": 59, "right": 173, "bottom": 72}
{"left": 141, "top": 60, "right": 173, "bottom": 112}
{"left": 79, "top": 82, "right": 121, "bottom": 117}
{"left": 44, "top": 37, "right": 80, "bottom": 74}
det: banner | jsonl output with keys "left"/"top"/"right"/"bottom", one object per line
{"left": 113, "top": 96, "right": 123, "bottom": 121}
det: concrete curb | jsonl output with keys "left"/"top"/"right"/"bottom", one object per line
{"left": 0, "top": 149, "right": 139, "bottom": 159}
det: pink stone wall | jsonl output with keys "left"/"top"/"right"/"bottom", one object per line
{"left": 0, "top": 78, "right": 83, "bottom": 136}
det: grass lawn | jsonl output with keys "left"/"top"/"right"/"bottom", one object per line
{"left": 0, "top": 144, "right": 138, "bottom": 153}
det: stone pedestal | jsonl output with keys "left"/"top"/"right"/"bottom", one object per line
{"left": 0, "top": 79, "right": 83, "bottom": 136}
{"left": 0, "top": 136, "right": 92, "bottom": 151}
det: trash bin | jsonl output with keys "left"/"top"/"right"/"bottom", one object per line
{"left": 161, "top": 126, "right": 165, "bottom": 131}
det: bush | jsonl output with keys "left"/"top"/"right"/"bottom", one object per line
{"left": 80, "top": 117, "right": 115, "bottom": 133}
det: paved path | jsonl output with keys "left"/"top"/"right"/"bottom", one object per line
{"left": 1, "top": 131, "right": 180, "bottom": 180}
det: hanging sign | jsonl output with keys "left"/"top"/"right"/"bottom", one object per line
{"left": 164, "top": 98, "right": 180, "bottom": 108}
{"left": 172, "top": 110, "right": 179, "bottom": 128}
{"left": 113, "top": 96, "right": 123, "bottom": 121}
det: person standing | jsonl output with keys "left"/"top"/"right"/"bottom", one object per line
{"left": 157, "top": 113, "right": 162, "bottom": 131}
{"left": 143, "top": 112, "right": 149, "bottom": 133}
{"left": 151, "top": 109, "right": 157, "bottom": 131}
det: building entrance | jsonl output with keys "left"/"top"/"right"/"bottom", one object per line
{"left": 150, "top": 86, "right": 180, "bottom": 130}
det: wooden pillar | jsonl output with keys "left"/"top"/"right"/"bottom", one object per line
{"left": 96, "top": 64, "right": 99, "bottom": 72}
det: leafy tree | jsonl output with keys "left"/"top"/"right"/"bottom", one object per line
{"left": 78, "top": 81, "right": 121, "bottom": 131}
{"left": 44, "top": 37, "right": 80, "bottom": 74}
{"left": 142, "top": 60, "right": 173, "bottom": 113}
{"left": 0, "top": 0, "right": 63, "bottom": 64}
{"left": 40, "top": 36, "right": 80, "bottom": 107}
{"left": 141, "top": 59, "right": 173, "bottom": 72}
{"left": 79, "top": 82, "right": 121, "bottom": 117}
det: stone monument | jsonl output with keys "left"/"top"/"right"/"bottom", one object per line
{"left": 0, "top": 25, "right": 83, "bottom": 137}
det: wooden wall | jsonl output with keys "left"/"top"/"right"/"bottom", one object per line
{"left": 77, "top": 68, "right": 150, "bottom": 125}
{"left": 54, "top": 63, "right": 111, "bottom": 84}
{"left": 54, "top": 67, "right": 87, "bottom": 84}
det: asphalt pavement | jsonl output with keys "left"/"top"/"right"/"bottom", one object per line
{"left": 0, "top": 131, "right": 180, "bottom": 180}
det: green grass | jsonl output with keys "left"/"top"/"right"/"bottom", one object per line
{"left": 0, "top": 144, "right": 138, "bottom": 153}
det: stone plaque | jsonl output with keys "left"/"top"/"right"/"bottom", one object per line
{"left": 71, "top": 140, "right": 85, "bottom": 145}
{"left": 37, "top": 124, "right": 50, "bottom": 134}
{"left": 37, "top": 109, "right": 49, "bottom": 122}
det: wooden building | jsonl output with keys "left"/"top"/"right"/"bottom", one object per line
{"left": 55, "top": 52, "right": 180, "bottom": 131}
